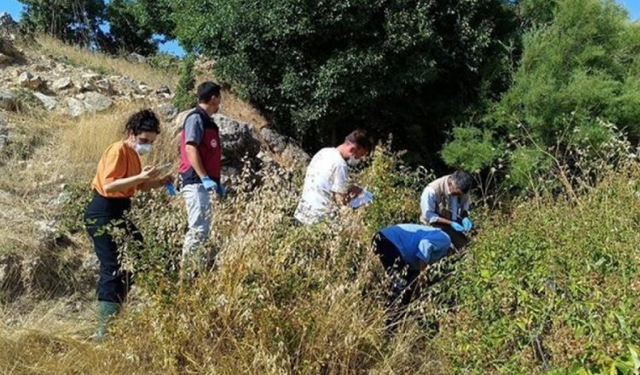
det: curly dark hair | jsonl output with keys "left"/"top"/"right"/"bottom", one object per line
{"left": 124, "top": 109, "right": 161, "bottom": 135}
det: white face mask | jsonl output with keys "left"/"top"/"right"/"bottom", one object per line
{"left": 347, "top": 155, "right": 360, "bottom": 166}
{"left": 134, "top": 142, "right": 152, "bottom": 155}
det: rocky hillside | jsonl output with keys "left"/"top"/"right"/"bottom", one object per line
{"left": 0, "top": 12, "right": 308, "bottom": 308}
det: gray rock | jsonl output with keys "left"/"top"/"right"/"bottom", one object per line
{"left": 128, "top": 52, "right": 146, "bottom": 63}
{"left": 18, "top": 72, "right": 45, "bottom": 90}
{"left": 94, "top": 78, "right": 114, "bottom": 95}
{"left": 82, "top": 92, "right": 113, "bottom": 113}
{"left": 0, "top": 52, "right": 9, "bottom": 64}
{"left": 0, "top": 90, "right": 17, "bottom": 110}
{"left": 52, "top": 77, "right": 73, "bottom": 91}
{"left": 33, "top": 92, "right": 57, "bottom": 111}
{"left": 214, "top": 114, "right": 261, "bottom": 159}
{"left": 155, "top": 103, "right": 179, "bottom": 122}
{"left": 282, "top": 143, "right": 311, "bottom": 166}
{"left": 154, "top": 85, "right": 172, "bottom": 98}
{"left": 66, "top": 97, "right": 85, "bottom": 117}
{"left": 115, "top": 76, "right": 143, "bottom": 95}
{"left": 260, "top": 127, "right": 288, "bottom": 153}
{"left": 0, "top": 113, "right": 7, "bottom": 151}
{"left": 82, "top": 73, "right": 102, "bottom": 81}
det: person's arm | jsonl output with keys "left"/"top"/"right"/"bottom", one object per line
{"left": 138, "top": 174, "right": 173, "bottom": 192}
{"left": 333, "top": 185, "right": 362, "bottom": 205}
{"left": 421, "top": 187, "right": 454, "bottom": 225}
{"left": 103, "top": 166, "right": 159, "bottom": 193}
{"left": 331, "top": 163, "right": 355, "bottom": 206}
{"left": 183, "top": 115, "right": 208, "bottom": 179}
{"left": 185, "top": 144, "right": 207, "bottom": 178}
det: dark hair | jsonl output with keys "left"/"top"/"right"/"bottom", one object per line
{"left": 345, "top": 129, "right": 374, "bottom": 152}
{"left": 125, "top": 109, "right": 161, "bottom": 135}
{"left": 197, "top": 81, "right": 221, "bottom": 103}
{"left": 451, "top": 170, "right": 473, "bottom": 194}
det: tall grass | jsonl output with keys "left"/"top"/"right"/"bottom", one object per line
{"left": 3, "top": 140, "right": 638, "bottom": 374}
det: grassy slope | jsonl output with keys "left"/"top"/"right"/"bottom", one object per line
{"left": 1, "top": 38, "right": 639, "bottom": 375}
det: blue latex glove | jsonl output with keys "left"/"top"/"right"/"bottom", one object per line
{"left": 462, "top": 217, "right": 473, "bottom": 231}
{"left": 215, "top": 183, "right": 227, "bottom": 198}
{"left": 201, "top": 176, "right": 217, "bottom": 191}
{"left": 451, "top": 222, "right": 465, "bottom": 232}
{"left": 164, "top": 182, "right": 176, "bottom": 197}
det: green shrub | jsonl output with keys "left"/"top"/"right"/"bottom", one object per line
{"left": 443, "top": 0, "right": 640, "bottom": 191}
{"left": 171, "top": 0, "right": 519, "bottom": 156}
{"left": 172, "top": 53, "right": 196, "bottom": 111}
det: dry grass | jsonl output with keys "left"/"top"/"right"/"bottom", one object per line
{"left": 33, "top": 35, "right": 178, "bottom": 89}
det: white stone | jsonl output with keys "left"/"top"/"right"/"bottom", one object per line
{"left": 52, "top": 77, "right": 73, "bottom": 91}
{"left": 82, "top": 91, "right": 113, "bottom": 113}
{"left": 33, "top": 92, "right": 57, "bottom": 111}
{"left": 66, "top": 97, "right": 85, "bottom": 117}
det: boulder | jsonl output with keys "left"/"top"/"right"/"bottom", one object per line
{"left": 33, "top": 92, "right": 57, "bottom": 111}
{"left": 0, "top": 112, "right": 7, "bottom": 151}
{"left": 52, "top": 77, "right": 73, "bottom": 91}
{"left": 94, "top": 78, "right": 114, "bottom": 95}
{"left": 282, "top": 143, "right": 311, "bottom": 165}
{"left": 214, "top": 114, "right": 261, "bottom": 159}
{"left": 154, "top": 85, "right": 172, "bottom": 98}
{"left": 260, "top": 127, "right": 288, "bottom": 153}
{"left": 18, "top": 72, "right": 45, "bottom": 90}
{"left": 155, "top": 103, "right": 179, "bottom": 122}
{"left": 0, "top": 90, "right": 17, "bottom": 110}
{"left": 128, "top": 52, "right": 146, "bottom": 63}
{"left": 0, "top": 89, "right": 18, "bottom": 111}
{"left": 82, "top": 92, "right": 113, "bottom": 113}
{"left": 66, "top": 97, "right": 85, "bottom": 117}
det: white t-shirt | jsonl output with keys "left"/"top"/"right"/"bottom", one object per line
{"left": 294, "top": 147, "right": 349, "bottom": 225}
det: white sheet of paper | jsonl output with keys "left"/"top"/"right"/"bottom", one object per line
{"left": 349, "top": 189, "right": 374, "bottom": 209}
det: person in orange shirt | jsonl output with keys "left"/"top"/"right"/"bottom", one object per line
{"left": 83, "top": 109, "right": 171, "bottom": 340}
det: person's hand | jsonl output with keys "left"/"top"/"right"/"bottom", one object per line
{"left": 462, "top": 217, "right": 473, "bottom": 231}
{"left": 201, "top": 176, "right": 217, "bottom": 191}
{"left": 451, "top": 222, "right": 465, "bottom": 232}
{"left": 215, "top": 183, "right": 227, "bottom": 198}
{"left": 140, "top": 166, "right": 160, "bottom": 181}
{"left": 160, "top": 174, "right": 174, "bottom": 185}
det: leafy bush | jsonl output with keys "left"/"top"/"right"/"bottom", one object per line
{"left": 443, "top": 0, "right": 640, "bottom": 190}
{"left": 171, "top": 0, "right": 519, "bottom": 157}
{"left": 172, "top": 53, "right": 196, "bottom": 112}
{"left": 426, "top": 164, "right": 640, "bottom": 374}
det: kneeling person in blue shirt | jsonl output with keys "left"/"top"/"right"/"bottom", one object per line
{"left": 372, "top": 224, "right": 452, "bottom": 314}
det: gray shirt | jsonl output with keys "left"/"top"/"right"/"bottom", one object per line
{"left": 184, "top": 114, "right": 204, "bottom": 145}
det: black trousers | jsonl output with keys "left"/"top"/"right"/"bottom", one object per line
{"left": 371, "top": 232, "right": 420, "bottom": 309}
{"left": 84, "top": 192, "right": 143, "bottom": 303}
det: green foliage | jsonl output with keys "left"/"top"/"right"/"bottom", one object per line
{"left": 441, "top": 126, "right": 503, "bottom": 173}
{"left": 426, "top": 166, "right": 640, "bottom": 374}
{"left": 98, "top": 0, "right": 158, "bottom": 55}
{"left": 443, "top": 0, "right": 640, "bottom": 190}
{"left": 19, "top": 0, "right": 170, "bottom": 56}
{"left": 172, "top": 53, "right": 196, "bottom": 111}
{"left": 19, "top": 0, "right": 106, "bottom": 46}
{"left": 171, "top": 0, "right": 519, "bottom": 158}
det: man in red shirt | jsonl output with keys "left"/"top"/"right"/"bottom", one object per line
{"left": 178, "top": 82, "right": 226, "bottom": 273}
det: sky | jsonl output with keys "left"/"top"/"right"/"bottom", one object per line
{"left": 2, "top": 0, "right": 640, "bottom": 58}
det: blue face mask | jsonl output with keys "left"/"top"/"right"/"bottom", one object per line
{"left": 134, "top": 142, "right": 152, "bottom": 155}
